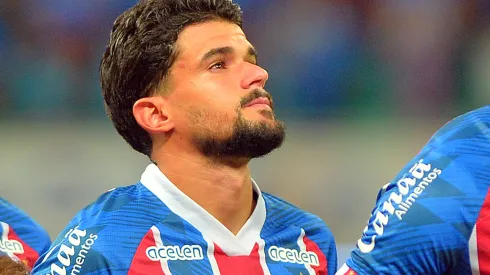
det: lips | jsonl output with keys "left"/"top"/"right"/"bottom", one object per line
{"left": 244, "top": 97, "right": 271, "bottom": 108}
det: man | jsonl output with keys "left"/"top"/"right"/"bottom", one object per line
{"left": 32, "top": 0, "right": 337, "bottom": 274}
{"left": 0, "top": 197, "right": 51, "bottom": 269}
{"left": 337, "top": 105, "right": 490, "bottom": 274}
{"left": 0, "top": 256, "right": 30, "bottom": 275}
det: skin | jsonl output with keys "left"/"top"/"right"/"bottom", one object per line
{"left": 133, "top": 20, "right": 281, "bottom": 235}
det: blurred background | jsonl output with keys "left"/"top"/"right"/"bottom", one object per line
{"left": 1, "top": 0, "right": 490, "bottom": 266}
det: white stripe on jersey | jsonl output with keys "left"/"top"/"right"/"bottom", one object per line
{"left": 150, "top": 226, "right": 172, "bottom": 275}
{"left": 335, "top": 263, "right": 351, "bottom": 275}
{"left": 204, "top": 236, "right": 221, "bottom": 275}
{"left": 257, "top": 238, "right": 271, "bottom": 275}
{"left": 469, "top": 224, "right": 481, "bottom": 275}
{"left": 297, "top": 229, "right": 315, "bottom": 275}
{"left": 0, "top": 222, "right": 7, "bottom": 240}
{"left": 0, "top": 222, "right": 14, "bottom": 258}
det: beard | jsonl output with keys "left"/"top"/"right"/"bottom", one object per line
{"left": 195, "top": 112, "right": 286, "bottom": 159}
{"left": 189, "top": 92, "right": 286, "bottom": 160}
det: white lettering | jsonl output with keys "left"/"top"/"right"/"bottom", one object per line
{"left": 357, "top": 235, "right": 376, "bottom": 253}
{"left": 0, "top": 239, "right": 24, "bottom": 254}
{"left": 357, "top": 159, "right": 443, "bottom": 254}
{"left": 267, "top": 246, "right": 319, "bottom": 267}
{"left": 46, "top": 227, "right": 98, "bottom": 275}
{"left": 146, "top": 245, "right": 204, "bottom": 261}
{"left": 409, "top": 160, "right": 431, "bottom": 179}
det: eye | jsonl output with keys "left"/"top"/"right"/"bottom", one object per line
{"left": 210, "top": 61, "right": 226, "bottom": 70}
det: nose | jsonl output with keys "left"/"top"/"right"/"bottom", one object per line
{"left": 241, "top": 63, "right": 269, "bottom": 89}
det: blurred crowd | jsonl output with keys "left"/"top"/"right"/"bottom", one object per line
{"left": 1, "top": 0, "right": 489, "bottom": 121}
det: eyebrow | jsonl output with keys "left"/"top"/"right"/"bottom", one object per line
{"left": 199, "top": 46, "right": 258, "bottom": 66}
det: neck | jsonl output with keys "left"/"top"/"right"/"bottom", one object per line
{"left": 152, "top": 150, "right": 256, "bottom": 235}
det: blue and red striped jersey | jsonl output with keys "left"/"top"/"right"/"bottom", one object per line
{"left": 32, "top": 164, "right": 337, "bottom": 275}
{"left": 0, "top": 197, "right": 51, "bottom": 268}
{"left": 337, "top": 105, "right": 490, "bottom": 275}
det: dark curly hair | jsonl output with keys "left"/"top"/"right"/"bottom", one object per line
{"left": 0, "top": 256, "right": 30, "bottom": 275}
{"left": 100, "top": 0, "right": 243, "bottom": 156}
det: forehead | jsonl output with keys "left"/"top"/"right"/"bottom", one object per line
{"left": 175, "top": 20, "right": 250, "bottom": 60}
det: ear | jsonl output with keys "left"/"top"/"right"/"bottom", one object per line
{"left": 133, "top": 97, "right": 174, "bottom": 134}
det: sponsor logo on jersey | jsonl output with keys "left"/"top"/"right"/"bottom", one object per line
{"left": 146, "top": 244, "right": 204, "bottom": 261}
{"left": 45, "top": 226, "right": 99, "bottom": 275}
{"left": 0, "top": 238, "right": 24, "bottom": 254}
{"left": 0, "top": 222, "right": 24, "bottom": 254}
{"left": 357, "top": 159, "right": 443, "bottom": 253}
{"left": 268, "top": 245, "right": 320, "bottom": 266}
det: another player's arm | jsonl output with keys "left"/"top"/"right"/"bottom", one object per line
{"left": 337, "top": 156, "right": 455, "bottom": 274}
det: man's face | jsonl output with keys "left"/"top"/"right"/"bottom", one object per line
{"left": 164, "top": 20, "right": 285, "bottom": 159}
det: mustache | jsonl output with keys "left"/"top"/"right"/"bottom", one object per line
{"left": 240, "top": 89, "right": 274, "bottom": 109}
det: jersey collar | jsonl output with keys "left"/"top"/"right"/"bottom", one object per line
{"left": 140, "top": 163, "right": 266, "bottom": 256}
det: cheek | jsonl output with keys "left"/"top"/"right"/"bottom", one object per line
{"left": 171, "top": 81, "right": 241, "bottom": 126}
{"left": 189, "top": 104, "right": 239, "bottom": 136}
{"left": 202, "top": 103, "right": 238, "bottom": 125}
{"left": 193, "top": 75, "right": 241, "bottom": 109}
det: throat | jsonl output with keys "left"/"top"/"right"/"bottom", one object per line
{"left": 153, "top": 157, "right": 258, "bottom": 235}
{"left": 200, "top": 186, "right": 258, "bottom": 235}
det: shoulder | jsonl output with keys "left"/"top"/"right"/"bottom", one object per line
{"left": 72, "top": 183, "right": 165, "bottom": 225}
{"left": 32, "top": 184, "right": 169, "bottom": 275}
{"left": 262, "top": 192, "right": 322, "bottom": 222}
{"left": 63, "top": 182, "right": 170, "bottom": 238}
{"left": 262, "top": 192, "right": 334, "bottom": 238}
{"left": 262, "top": 192, "right": 338, "bottom": 274}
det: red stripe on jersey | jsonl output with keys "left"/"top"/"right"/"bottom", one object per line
{"left": 475, "top": 190, "right": 490, "bottom": 274}
{"left": 6, "top": 227, "right": 39, "bottom": 268}
{"left": 214, "top": 243, "right": 264, "bottom": 275}
{"left": 127, "top": 230, "right": 167, "bottom": 275}
{"left": 303, "top": 235, "right": 327, "bottom": 275}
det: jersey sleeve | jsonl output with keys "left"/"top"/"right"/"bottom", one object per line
{"left": 337, "top": 106, "right": 490, "bottom": 275}
{"left": 32, "top": 185, "right": 166, "bottom": 275}
{"left": 304, "top": 218, "right": 338, "bottom": 275}
{"left": 31, "top": 223, "right": 119, "bottom": 275}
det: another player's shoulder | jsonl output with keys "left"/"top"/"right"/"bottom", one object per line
{"left": 339, "top": 107, "right": 490, "bottom": 275}
{"left": 0, "top": 197, "right": 51, "bottom": 268}
{"left": 0, "top": 198, "right": 41, "bottom": 227}
{"left": 427, "top": 105, "right": 490, "bottom": 147}
{"left": 0, "top": 197, "right": 17, "bottom": 212}
{"left": 453, "top": 105, "right": 490, "bottom": 122}
{"left": 262, "top": 192, "right": 332, "bottom": 234}
{"left": 0, "top": 198, "right": 50, "bottom": 237}
{"left": 443, "top": 105, "right": 490, "bottom": 129}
